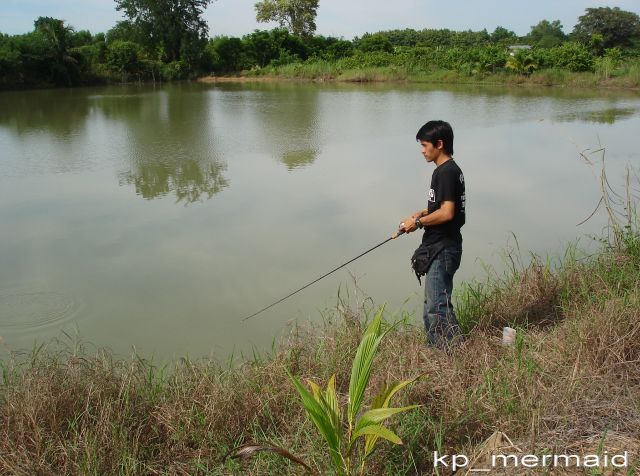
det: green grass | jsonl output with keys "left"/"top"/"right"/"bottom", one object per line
{"left": 219, "top": 59, "right": 640, "bottom": 90}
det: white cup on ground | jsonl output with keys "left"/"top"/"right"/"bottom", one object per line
{"left": 502, "top": 327, "right": 516, "bottom": 346}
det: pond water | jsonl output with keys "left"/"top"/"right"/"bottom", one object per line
{"left": 1, "top": 81, "right": 638, "bottom": 359}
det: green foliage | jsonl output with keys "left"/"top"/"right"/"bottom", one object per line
{"left": 107, "top": 40, "right": 142, "bottom": 78}
{"left": 324, "top": 39, "right": 353, "bottom": 60}
{"left": 71, "top": 30, "right": 93, "bottom": 47}
{"left": 355, "top": 28, "right": 493, "bottom": 49}
{"left": 206, "top": 36, "right": 248, "bottom": 73}
{"left": 254, "top": 0, "right": 319, "bottom": 37}
{"left": 506, "top": 50, "right": 538, "bottom": 75}
{"left": 160, "top": 60, "right": 188, "bottom": 80}
{"left": 288, "top": 307, "right": 422, "bottom": 475}
{"left": 33, "top": 16, "right": 80, "bottom": 86}
{"left": 356, "top": 33, "right": 394, "bottom": 53}
{"left": 395, "top": 45, "right": 508, "bottom": 73}
{"left": 0, "top": 35, "right": 21, "bottom": 86}
{"left": 0, "top": 17, "right": 98, "bottom": 88}
{"left": 540, "top": 42, "right": 595, "bottom": 72}
{"left": 242, "top": 30, "right": 281, "bottom": 67}
{"left": 527, "top": 19, "right": 566, "bottom": 48}
{"left": 243, "top": 28, "right": 308, "bottom": 67}
{"left": 491, "top": 26, "right": 517, "bottom": 45}
{"left": 595, "top": 48, "right": 623, "bottom": 79}
{"left": 2, "top": 7, "right": 640, "bottom": 89}
{"left": 106, "top": 20, "right": 144, "bottom": 45}
{"left": 572, "top": 7, "right": 640, "bottom": 49}
{"left": 338, "top": 51, "right": 394, "bottom": 69}
{"left": 115, "top": 0, "right": 213, "bottom": 69}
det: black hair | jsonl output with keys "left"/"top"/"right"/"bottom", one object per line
{"left": 416, "top": 120, "right": 454, "bottom": 156}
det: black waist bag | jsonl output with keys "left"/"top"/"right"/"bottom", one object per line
{"left": 410, "top": 241, "right": 450, "bottom": 285}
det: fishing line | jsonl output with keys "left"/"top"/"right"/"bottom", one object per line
{"left": 243, "top": 230, "right": 405, "bottom": 320}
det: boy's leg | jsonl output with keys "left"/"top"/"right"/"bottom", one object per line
{"left": 423, "top": 245, "right": 463, "bottom": 349}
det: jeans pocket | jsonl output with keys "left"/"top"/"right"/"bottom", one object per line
{"left": 444, "top": 248, "right": 462, "bottom": 274}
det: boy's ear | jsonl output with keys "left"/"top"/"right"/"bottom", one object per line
{"left": 436, "top": 139, "right": 444, "bottom": 149}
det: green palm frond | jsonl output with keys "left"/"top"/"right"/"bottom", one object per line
{"left": 352, "top": 424, "right": 403, "bottom": 445}
{"left": 348, "top": 406, "right": 419, "bottom": 454}
{"left": 288, "top": 371, "right": 344, "bottom": 471}
{"left": 364, "top": 375, "right": 424, "bottom": 457}
{"left": 347, "top": 306, "right": 385, "bottom": 427}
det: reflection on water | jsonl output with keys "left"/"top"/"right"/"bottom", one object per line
{"left": 118, "top": 159, "right": 228, "bottom": 203}
{"left": 281, "top": 149, "right": 317, "bottom": 169}
{"left": 0, "top": 89, "right": 92, "bottom": 138}
{"left": 96, "top": 84, "right": 230, "bottom": 203}
{"left": 556, "top": 107, "right": 638, "bottom": 124}
{"left": 212, "top": 82, "right": 321, "bottom": 170}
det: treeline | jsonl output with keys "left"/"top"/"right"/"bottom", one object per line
{"left": 1, "top": 6, "right": 639, "bottom": 89}
{"left": 0, "top": 8, "right": 214, "bottom": 89}
{"left": 212, "top": 9, "right": 640, "bottom": 78}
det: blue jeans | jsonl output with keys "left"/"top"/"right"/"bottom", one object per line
{"left": 423, "top": 244, "right": 463, "bottom": 350}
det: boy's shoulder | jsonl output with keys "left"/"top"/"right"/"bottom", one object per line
{"left": 436, "top": 159, "right": 462, "bottom": 176}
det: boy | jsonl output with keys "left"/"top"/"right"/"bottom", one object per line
{"left": 399, "top": 120, "right": 465, "bottom": 349}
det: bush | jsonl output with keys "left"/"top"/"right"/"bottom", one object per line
{"left": 205, "top": 36, "right": 248, "bottom": 73}
{"left": 160, "top": 60, "right": 188, "bottom": 80}
{"left": 356, "top": 33, "right": 394, "bottom": 53}
{"left": 106, "top": 40, "right": 143, "bottom": 79}
{"left": 537, "top": 42, "right": 595, "bottom": 72}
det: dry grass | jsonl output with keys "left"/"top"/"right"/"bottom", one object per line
{"left": 1, "top": 231, "right": 639, "bottom": 474}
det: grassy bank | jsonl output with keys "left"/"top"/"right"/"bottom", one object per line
{"left": 1, "top": 227, "right": 639, "bottom": 474}
{"left": 201, "top": 60, "right": 640, "bottom": 89}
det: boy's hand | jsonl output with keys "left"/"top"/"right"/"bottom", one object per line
{"left": 399, "top": 215, "right": 419, "bottom": 233}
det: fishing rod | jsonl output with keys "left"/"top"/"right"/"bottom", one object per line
{"left": 243, "top": 228, "right": 406, "bottom": 321}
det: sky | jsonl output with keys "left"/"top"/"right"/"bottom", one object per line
{"left": 1, "top": 0, "right": 639, "bottom": 39}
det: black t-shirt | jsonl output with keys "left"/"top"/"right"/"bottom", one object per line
{"left": 421, "top": 159, "right": 465, "bottom": 246}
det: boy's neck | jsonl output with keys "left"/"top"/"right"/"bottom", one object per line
{"left": 435, "top": 154, "right": 452, "bottom": 167}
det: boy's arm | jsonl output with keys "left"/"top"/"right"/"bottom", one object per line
{"left": 399, "top": 202, "right": 454, "bottom": 233}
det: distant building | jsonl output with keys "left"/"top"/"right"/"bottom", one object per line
{"left": 508, "top": 45, "right": 532, "bottom": 56}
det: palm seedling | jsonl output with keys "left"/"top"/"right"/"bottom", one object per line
{"left": 227, "top": 306, "right": 423, "bottom": 475}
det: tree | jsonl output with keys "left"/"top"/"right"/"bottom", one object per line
{"left": 106, "top": 20, "right": 144, "bottom": 45}
{"left": 34, "top": 17, "right": 79, "bottom": 85}
{"left": 243, "top": 29, "right": 307, "bottom": 67}
{"left": 206, "top": 36, "right": 246, "bottom": 73}
{"left": 506, "top": 49, "right": 538, "bottom": 75}
{"left": 0, "top": 35, "right": 21, "bottom": 86}
{"left": 114, "top": 0, "right": 213, "bottom": 65}
{"left": 324, "top": 39, "right": 353, "bottom": 60}
{"left": 356, "top": 33, "right": 394, "bottom": 53}
{"left": 254, "top": 0, "right": 319, "bottom": 37}
{"left": 528, "top": 19, "right": 565, "bottom": 48}
{"left": 107, "top": 40, "right": 143, "bottom": 80}
{"left": 491, "top": 26, "right": 517, "bottom": 44}
{"left": 572, "top": 7, "right": 640, "bottom": 49}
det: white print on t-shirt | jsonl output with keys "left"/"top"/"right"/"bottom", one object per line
{"left": 428, "top": 188, "right": 435, "bottom": 202}
{"left": 461, "top": 193, "right": 466, "bottom": 213}
{"left": 459, "top": 173, "right": 464, "bottom": 184}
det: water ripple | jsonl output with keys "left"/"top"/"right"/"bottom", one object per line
{"left": 0, "top": 285, "right": 83, "bottom": 332}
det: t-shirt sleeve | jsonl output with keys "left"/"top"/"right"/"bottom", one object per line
{"left": 436, "top": 167, "right": 459, "bottom": 202}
